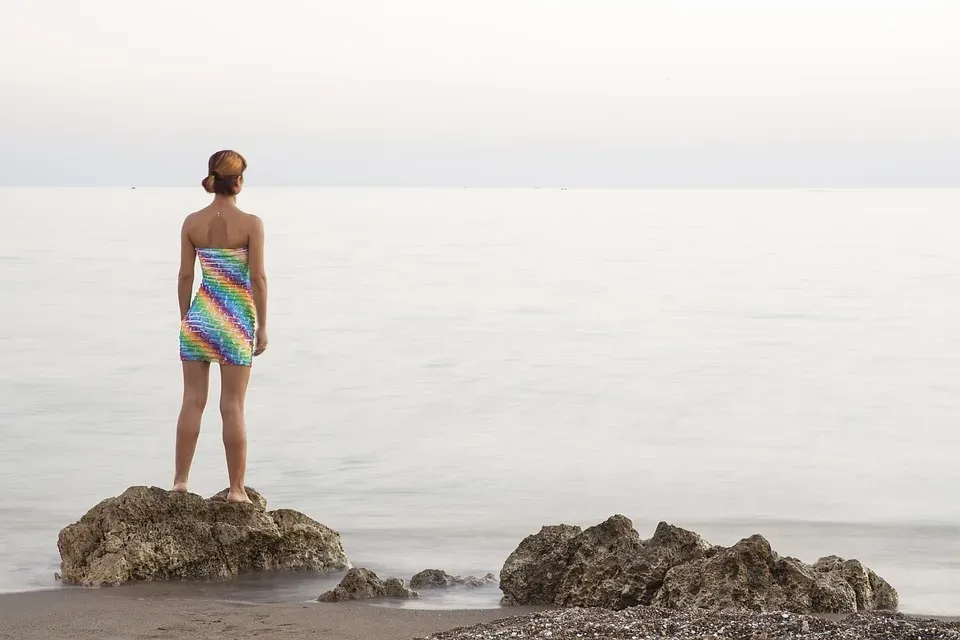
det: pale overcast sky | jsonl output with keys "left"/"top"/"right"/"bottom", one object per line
{"left": 2, "top": 0, "right": 958, "bottom": 186}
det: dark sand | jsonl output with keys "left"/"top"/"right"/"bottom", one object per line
{"left": 0, "top": 589, "right": 543, "bottom": 640}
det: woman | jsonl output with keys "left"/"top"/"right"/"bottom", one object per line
{"left": 172, "top": 150, "right": 268, "bottom": 503}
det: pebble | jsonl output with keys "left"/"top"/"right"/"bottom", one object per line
{"left": 416, "top": 606, "right": 960, "bottom": 640}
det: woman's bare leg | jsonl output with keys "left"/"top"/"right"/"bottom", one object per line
{"left": 220, "top": 364, "right": 253, "bottom": 503}
{"left": 173, "top": 361, "right": 211, "bottom": 492}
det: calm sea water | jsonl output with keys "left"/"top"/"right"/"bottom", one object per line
{"left": 2, "top": 188, "right": 959, "bottom": 614}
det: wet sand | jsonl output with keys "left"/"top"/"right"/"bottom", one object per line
{"left": 0, "top": 589, "right": 543, "bottom": 640}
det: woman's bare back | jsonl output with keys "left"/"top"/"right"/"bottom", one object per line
{"left": 183, "top": 203, "right": 260, "bottom": 250}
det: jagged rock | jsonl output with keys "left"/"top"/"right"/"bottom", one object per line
{"left": 56, "top": 485, "right": 349, "bottom": 586}
{"left": 410, "top": 569, "right": 498, "bottom": 589}
{"left": 462, "top": 573, "right": 499, "bottom": 588}
{"left": 814, "top": 555, "right": 900, "bottom": 611}
{"left": 499, "top": 517, "right": 899, "bottom": 615}
{"left": 319, "top": 568, "right": 419, "bottom": 601}
{"left": 654, "top": 535, "right": 901, "bottom": 614}
{"left": 554, "top": 514, "right": 644, "bottom": 607}
{"left": 500, "top": 524, "right": 582, "bottom": 605}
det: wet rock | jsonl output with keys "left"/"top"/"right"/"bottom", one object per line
{"left": 57, "top": 485, "right": 349, "bottom": 586}
{"left": 319, "top": 568, "right": 419, "bottom": 601}
{"left": 411, "top": 569, "right": 499, "bottom": 589}
{"left": 499, "top": 517, "right": 898, "bottom": 614}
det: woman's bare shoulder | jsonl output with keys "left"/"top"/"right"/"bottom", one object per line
{"left": 182, "top": 208, "right": 208, "bottom": 227}
{"left": 236, "top": 208, "right": 264, "bottom": 229}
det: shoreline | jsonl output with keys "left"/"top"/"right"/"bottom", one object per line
{"left": 0, "top": 588, "right": 547, "bottom": 640}
{"left": 3, "top": 587, "right": 958, "bottom": 640}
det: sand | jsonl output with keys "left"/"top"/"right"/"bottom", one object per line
{"left": 0, "top": 589, "right": 542, "bottom": 640}
{"left": 5, "top": 589, "right": 958, "bottom": 640}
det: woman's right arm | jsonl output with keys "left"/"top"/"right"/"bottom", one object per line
{"left": 178, "top": 219, "right": 196, "bottom": 319}
{"left": 248, "top": 215, "right": 268, "bottom": 355}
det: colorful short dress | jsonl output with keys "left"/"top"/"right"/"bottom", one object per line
{"left": 179, "top": 247, "right": 256, "bottom": 367}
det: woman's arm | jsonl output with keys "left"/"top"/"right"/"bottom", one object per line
{"left": 248, "top": 215, "right": 268, "bottom": 332}
{"left": 178, "top": 219, "right": 196, "bottom": 319}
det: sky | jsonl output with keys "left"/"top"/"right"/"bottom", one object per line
{"left": 2, "top": 0, "right": 958, "bottom": 187}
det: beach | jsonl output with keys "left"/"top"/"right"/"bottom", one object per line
{"left": 5, "top": 589, "right": 960, "bottom": 640}
{"left": 0, "top": 588, "right": 544, "bottom": 640}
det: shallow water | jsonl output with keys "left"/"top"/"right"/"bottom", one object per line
{"left": 2, "top": 187, "right": 959, "bottom": 614}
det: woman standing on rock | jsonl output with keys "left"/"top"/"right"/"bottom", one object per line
{"left": 172, "top": 150, "right": 268, "bottom": 504}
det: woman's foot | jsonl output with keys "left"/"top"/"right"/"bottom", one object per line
{"left": 226, "top": 489, "right": 252, "bottom": 504}
{"left": 171, "top": 482, "right": 189, "bottom": 493}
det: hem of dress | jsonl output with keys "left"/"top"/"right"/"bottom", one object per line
{"left": 180, "top": 355, "right": 253, "bottom": 368}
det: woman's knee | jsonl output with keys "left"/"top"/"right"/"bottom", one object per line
{"left": 219, "top": 398, "right": 244, "bottom": 420}
{"left": 184, "top": 390, "right": 207, "bottom": 411}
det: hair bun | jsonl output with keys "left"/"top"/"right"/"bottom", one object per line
{"left": 203, "top": 150, "right": 247, "bottom": 196}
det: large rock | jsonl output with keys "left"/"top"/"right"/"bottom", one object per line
{"left": 654, "top": 536, "right": 900, "bottom": 614}
{"left": 499, "top": 516, "right": 899, "bottom": 615}
{"left": 319, "top": 568, "right": 419, "bottom": 601}
{"left": 499, "top": 524, "right": 582, "bottom": 605}
{"left": 410, "top": 569, "right": 498, "bottom": 589}
{"left": 57, "top": 486, "right": 349, "bottom": 586}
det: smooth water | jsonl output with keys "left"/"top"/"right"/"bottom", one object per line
{"left": 2, "top": 188, "right": 959, "bottom": 614}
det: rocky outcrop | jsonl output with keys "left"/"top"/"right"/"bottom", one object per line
{"left": 57, "top": 486, "right": 349, "bottom": 586}
{"left": 410, "top": 569, "right": 498, "bottom": 589}
{"left": 499, "top": 515, "right": 898, "bottom": 615}
{"left": 318, "top": 568, "right": 419, "bottom": 601}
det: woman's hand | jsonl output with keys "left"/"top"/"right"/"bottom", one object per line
{"left": 254, "top": 327, "right": 268, "bottom": 356}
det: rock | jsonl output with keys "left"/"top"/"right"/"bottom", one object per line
{"left": 462, "top": 573, "right": 499, "bottom": 588}
{"left": 499, "top": 517, "right": 899, "bottom": 615}
{"left": 619, "top": 521, "right": 715, "bottom": 606}
{"left": 555, "top": 514, "right": 644, "bottom": 608}
{"left": 57, "top": 486, "right": 349, "bottom": 586}
{"left": 654, "top": 536, "right": 902, "bottom": 614}
{"left": 410, "top": 569, "right": 498, "bottom": 589}
{"left": 319, "top": 568, "right": 419, "bottom": 601}
{"left": 501, "top": 516, "right": 711, "bottom": 609}
{"left": 499, "top": 524, "right": 582, "bottom": 605}
{"left": 210, "top": 487, "right": 269, "bottom": 511}
{"left": 383, "top": 577, "right": 418, "bottom": 598}
{"left": 814, "top": 555, "right": 900, "bottom": 611}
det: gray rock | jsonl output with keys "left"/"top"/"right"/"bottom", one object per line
{"left": 57, "top": 486, "right": 349, "bottom": 586}
{"left": 499, "top": 524, "right": 582, "bottom": 605}
{"left": 319, "top": 568, "right": 419, "bottom": 601}
{"left": 499, "top": 517, "right": 899, "bottom": 615}
{"left": 814, "top": 555, "right": 900, "bottom": 611}
{"left": 654, "top": 534, "right": 859, "bottom": 613}
{"left": 411, "top": 569, "right": 498, "bottom": 589}
{"left": 555, "top": 514, "right": 644, "bottom": 608}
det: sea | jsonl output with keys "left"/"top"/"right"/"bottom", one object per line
{"left": 1, "top": 187, "right": 959, "bottom": 614}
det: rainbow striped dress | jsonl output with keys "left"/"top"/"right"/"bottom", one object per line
{"left": 179, "top": 247, "right": 256, "bottom": 367}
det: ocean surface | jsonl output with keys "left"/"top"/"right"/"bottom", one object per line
{"left": 2, "top": 187, "right": 959, "bottom": 614}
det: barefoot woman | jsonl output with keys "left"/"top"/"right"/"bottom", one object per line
{"left": 172, "top": 150, "right": 268, "bottom": 503}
